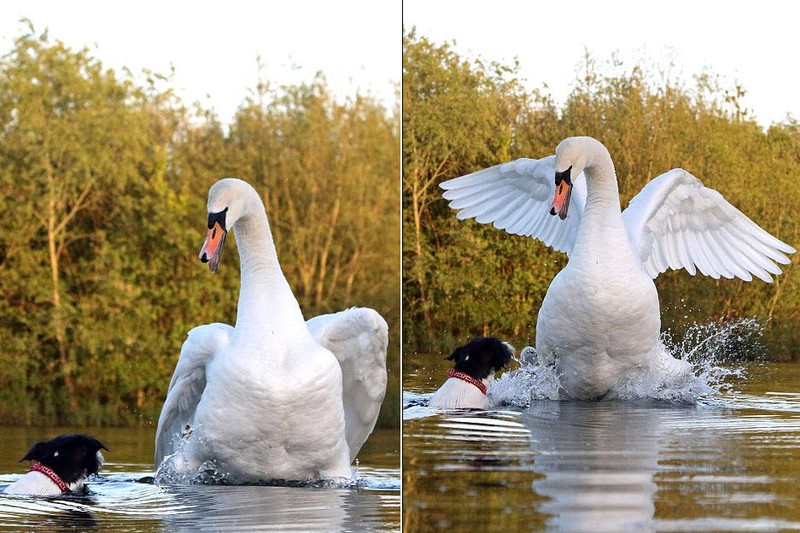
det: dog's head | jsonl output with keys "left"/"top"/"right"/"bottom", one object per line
{"left": 445, "top": 336, "right": 514, "bottom": 379}
{"left": 21, "top": 434, "right": 108, "bottom": 484}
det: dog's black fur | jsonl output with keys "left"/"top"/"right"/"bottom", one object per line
{"left": 445, "top": 336, "right": 513, "bottom": 379}
{"left": 20, "top": 434, "right": 108, "bottom": 485}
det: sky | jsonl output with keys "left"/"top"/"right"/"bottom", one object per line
{"left": 0, "top": 1, "right": 400, "bottom": 124}
{"left": 1, "top": 2, "right": 797, "bottom": 129}
{"left": 404, "top": 0, "right": 800, "bottom": 128}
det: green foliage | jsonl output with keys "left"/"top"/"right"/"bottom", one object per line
{"left": 0, "top": 28, "right": 400, "bottom": 427}
{"left": 402, "top": 30, "right": 552, "bottom": 349}
{"left": 403, "top": 31, "right": 800, "bottom": 359}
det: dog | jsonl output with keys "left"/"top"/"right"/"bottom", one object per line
{"left": 429, "top": 337, "right": 514, "bottom": 409}
{"left": 3, "top": 434, "right": 108, "bottom": 496}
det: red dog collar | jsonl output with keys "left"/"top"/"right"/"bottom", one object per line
{"left": 30, "top": 462, "right": 71, "bottom": 494}
{"left": 448, "top": 368, "right": 488, "bottom": 395}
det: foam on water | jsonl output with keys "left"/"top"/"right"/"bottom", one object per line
{"left": 489, "top": 318, "right": 762, "bottom": 407}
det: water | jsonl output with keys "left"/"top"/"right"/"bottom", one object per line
{"left": 0, "top": 427, "right": 399, "bottom": 532}
{"left": 404, "top": 355, "right": 800, "bottom": 532}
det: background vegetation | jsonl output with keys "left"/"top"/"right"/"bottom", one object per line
{"left": 0, "top": 27, "right": 400, "bottom": 427}
{"left": 403, "top": 30, "right": 799, "bottom": 360}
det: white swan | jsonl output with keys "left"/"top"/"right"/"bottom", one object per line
{"left": 154, "top": 178, "right": 388, "bottom": 483}
{"left": 441, "top": 136, "right": 795, "bottom": 400}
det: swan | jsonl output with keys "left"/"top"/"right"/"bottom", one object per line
{"left": 154, "top": 178, "right": 388, "bottom": 483}
{"left": 440, "top": 136, "right": 795, "bottom": 400}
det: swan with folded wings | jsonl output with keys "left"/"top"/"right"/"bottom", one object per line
{"left": 441, "top": 136, "right": 794, "bottom": 400}
{"left": 154, "top": 178, "right": 388, "bottom": 483}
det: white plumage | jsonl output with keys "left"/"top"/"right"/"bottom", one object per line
{"left": 441, "top": 136, "right": 794, "bottom": 399}
{"left": 306, "top": 308, "right": 389, "bottom": 462}
{"left": 154, "top": 178, "right": 388, "bottom": 483}
{"left": 622, "top": 168, "right": 792, "bottom": 282}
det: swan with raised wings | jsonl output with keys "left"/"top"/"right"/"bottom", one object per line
{"left": 154, "top": 178, "right": 388, "bottom": 483}
{"left": 441, "top": 136, "right": 794, "bottom": 400}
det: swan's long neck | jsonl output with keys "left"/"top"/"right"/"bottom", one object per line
{"left": 573, "top": 141, "right": 632, "bottom": 259}
{"left": 232, "top": 203, "right": 307, "bottom": 338}
{"left": 583, "top": 145, "right": 620, "bottom": 217}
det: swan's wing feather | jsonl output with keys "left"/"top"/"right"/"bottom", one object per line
{"left": 154, "top": 323, "right": 233, "bottom": 466}
{"left": 307, "top": 308, "right": 388, "bottom": 462}
{"left": 440, "top": 156, "right": 586, "bottom": 255}
{"left": 623, "top": 168, "right": 795, "bottom": 282}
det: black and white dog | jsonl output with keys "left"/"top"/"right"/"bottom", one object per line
{"left": 429, "top": 337, "right": 514, "bottom": 409}
{"left": 3, "top": 434, "right": 108, "bottom": 496}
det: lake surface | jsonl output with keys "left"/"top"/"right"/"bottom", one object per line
{"left": 403, "top": 356, "right": 800, "bottom": 532}
{"left": 0, "top": 426, "right": 399, "bottom": 532}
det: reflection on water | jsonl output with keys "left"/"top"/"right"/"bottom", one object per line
{"left": 0, "top": 427, "right": 399, "bottom": 532}
{"left": 524, "top": 401, "right": 663, "bottom": 532}
{"left": 404, "top": 360, "right": 800, "bottom": 532}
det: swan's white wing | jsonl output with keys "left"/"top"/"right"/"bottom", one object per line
{"left": 440, "top": 156, "right": 587, "bottom": 255}
{"left": 154, "top": 323, "right": 233, "bottom": 466}
{"left": 306, "top": 308, "right": 388, "bottom": 462}
{"left": 623, "top": 168, "right": 795, "bottom": 282}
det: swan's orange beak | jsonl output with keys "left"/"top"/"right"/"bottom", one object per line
{"left": 199, "top": 221, "right": 227, "bottom": 273}
{"left": 550, "top": 167, "right": 573, "bottom": 220}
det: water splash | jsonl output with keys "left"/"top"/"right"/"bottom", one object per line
{"left": 489, "top": 318, "right": 762, "bottom": 407}
{"left": 155, "top": 457, "right": 230, "bottom": 485}
{"left": 154, "top": 425, "right": 227, "bottom": 485}
{"left": 662, "top": 316, "right": 766, "bottom": 366}
{"left": 403, "top": 391, "right": 431, "bottom": 409}
{"left": 154, "top": 424, "right": 359, "bottom": 488}
{"left": 489, "top": 347, "right": 561, "bottom": 405}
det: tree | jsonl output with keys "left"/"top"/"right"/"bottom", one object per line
{"left": 402, "top": 30, "right": 536, "bottom": 345}
{"left": 0, "top": 27, "right": 159, "bottom": 414}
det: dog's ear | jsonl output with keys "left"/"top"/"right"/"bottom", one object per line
{"left": 72, "top": 436, "right": 108, "bottom": 476}
{"left": 444, "top": 346, "right": 464, "bottom": 362}
{"left": 76, "top": 435, "right": 108, "bottom": 453}
{"left": 20, "top": 441, "right": 51, "bottom": 463}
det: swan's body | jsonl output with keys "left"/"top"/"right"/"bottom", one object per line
{"left": 441, "top": 137, "right": 794, "bottom": 399}
{"left": 155, "top": 178, "right": 387, "bottom": 482}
